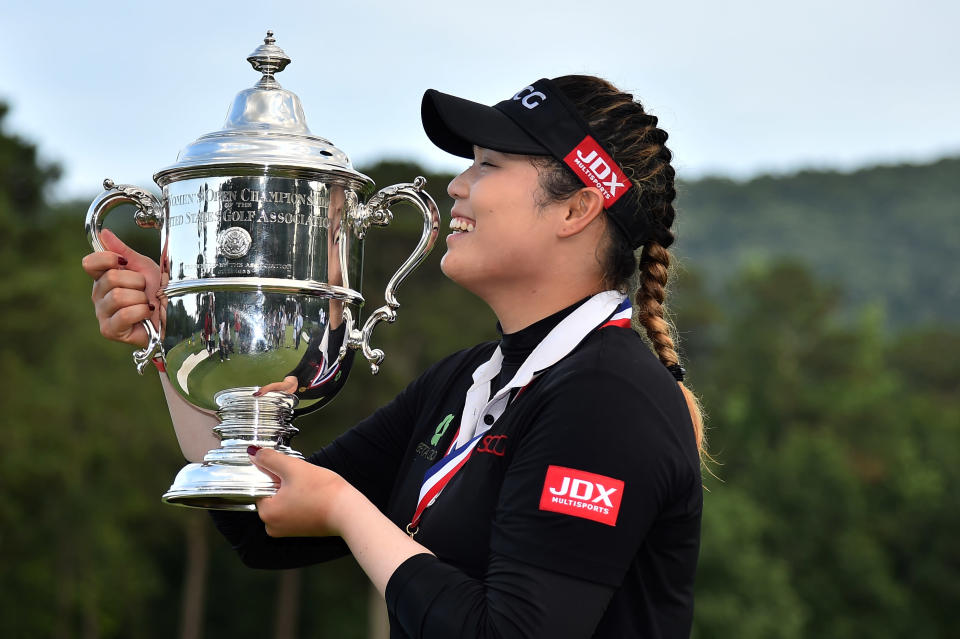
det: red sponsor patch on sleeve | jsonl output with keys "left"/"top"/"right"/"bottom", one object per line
{"left": 538, "top": 465, "right": 624, "bottom": 526}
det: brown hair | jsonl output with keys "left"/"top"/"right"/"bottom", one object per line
{"left": 532, "top": 75, "right": 707, "bottom": 457}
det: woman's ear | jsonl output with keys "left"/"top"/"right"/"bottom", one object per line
{"left": 557, "top": 187, "right": 605, "bottom": 239}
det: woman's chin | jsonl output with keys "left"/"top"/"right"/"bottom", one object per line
{"left": 440, "top": 249, "right": 480, "bottom": 291}
{"left": 439, "top": 249, "right": 462, "bottom": 282}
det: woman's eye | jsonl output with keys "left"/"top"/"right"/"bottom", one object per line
{"left": 479, "top": 161, "right": 497, "bottom": 168}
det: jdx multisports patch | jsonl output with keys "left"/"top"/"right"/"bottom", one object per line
{"left": 562, "top": 137, "right": 631, "bottom": 207}
{"left": 538, "top": 465, "right": 624, "bottom": 526}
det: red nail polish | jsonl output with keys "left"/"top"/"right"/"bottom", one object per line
{"left": 148, "top": 303, "right": 156, "bottom": 311}
{"left": 247, "top": 445, "right": 261, "bottom": 456}
{"left": 118, "top": 257, "right": 128, "bottom": 266}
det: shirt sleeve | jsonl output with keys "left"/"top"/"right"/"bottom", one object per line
{"left": 490, "top": 364, "right": 699, "bottom": 586}
{"left": 208, "top": 509, "right": 350, "bottom": 569}
{"left": 385, "top": 552, "right": 614, "bottom": 639}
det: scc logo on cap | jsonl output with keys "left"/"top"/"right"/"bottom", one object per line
{"left": 539, "top": 465, "right": 624, "bottom": 526}
{"left": 563, "top": 137, "right": 631, "bottom": 207}
{"left": 512, "top": 85, "right": 547, "bottom": 109}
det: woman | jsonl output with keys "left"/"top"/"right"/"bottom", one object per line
{"left": 83, "top": 75, "right": 704, "bottom": 638}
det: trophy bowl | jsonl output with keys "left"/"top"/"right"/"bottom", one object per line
{"left": 84, "top": 32, "right": 440, "bottom": 510}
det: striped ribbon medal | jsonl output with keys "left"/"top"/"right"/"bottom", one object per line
{"left": 600, "top": 296, "right": 632, "bottom": 329}
{"left": 406, "top": 432, "right": 482, "bottom": 536}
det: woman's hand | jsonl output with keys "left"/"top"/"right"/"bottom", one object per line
{"left": 249, "top": 446, "right": 434, "bottom": 595}
{"left": 248, "top": 447, "right": 355, "bottom": 538}
{"left": 254, "top": 376, "right": 299, "bottom": 396}
{"left": 80, "top": 229, "right": 162, "bottom": 347}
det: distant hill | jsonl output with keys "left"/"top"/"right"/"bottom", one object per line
{"left": 671, "top": 158, "right": 959, "bottom": 328}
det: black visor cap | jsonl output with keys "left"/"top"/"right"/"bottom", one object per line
{"left": 421, "top": 89, "right": 550, "bottom": 159}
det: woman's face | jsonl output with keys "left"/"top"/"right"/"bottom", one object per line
{"left": 441, "top": 147, "right": 566, "bottom": 297}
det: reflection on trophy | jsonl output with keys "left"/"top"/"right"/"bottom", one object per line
{"left": 84, "top": 32, "right": 440, "bottom": 510}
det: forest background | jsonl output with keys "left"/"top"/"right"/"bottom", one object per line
{"left": 0, "top": 99, "right": 957, "bottom": 638}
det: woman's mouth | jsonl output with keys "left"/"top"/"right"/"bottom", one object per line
{"left": 449, "top": 217, "right": 475, "bottom": 233}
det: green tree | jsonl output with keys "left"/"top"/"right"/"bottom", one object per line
{"left": 0, "top": 102, "right": 188, "bottom": 638}
{"left": 693, "top": 488, "right": 805, "bottom": 639}
{"left": 688, "top": 261, "right": 958, "bottom": 638}
{"left": 675, "top": 157, "right": 960, "bottom": 327}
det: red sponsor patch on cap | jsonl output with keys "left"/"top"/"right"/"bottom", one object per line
{"left": 538, "top": 465, "right": 624, "bottom": 526}
{"left": 562, "top": 136, "right": 632, "bottom": 208}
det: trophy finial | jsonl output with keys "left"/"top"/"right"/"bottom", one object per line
{"left": 247, "top": 30, "right": 291, "bottom": 89}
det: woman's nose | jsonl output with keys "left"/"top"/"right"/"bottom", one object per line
{"left": 447, "top": 169, "right": 469, "bottom": 200}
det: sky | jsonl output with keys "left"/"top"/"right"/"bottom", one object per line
{"left": 2, "top": 0, "right": 957, "bottom": 200}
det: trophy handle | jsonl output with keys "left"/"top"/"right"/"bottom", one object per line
{"left": 84, "top": 178, "right": 165, "bottom": 374}
{"left": 346, "top": 176, "right": 440, "bottom": 374}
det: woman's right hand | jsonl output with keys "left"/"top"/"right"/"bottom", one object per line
{"left": 254, "top": 376, "right": 299, "bottom": 397}
{"left": 81, "top": 229, "right": 161, "bottom": 348}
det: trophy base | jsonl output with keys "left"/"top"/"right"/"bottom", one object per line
{"left": 162, "top": 387, "right": 302, "bottom": 510}
{"left": 162, "top": 461, "right": 279, "bottom": 511}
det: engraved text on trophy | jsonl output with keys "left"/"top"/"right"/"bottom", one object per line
{"left": 165, "top": 177, "right": 333, "bottom": 280}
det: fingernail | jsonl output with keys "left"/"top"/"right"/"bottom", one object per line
{"left": 252, "top": 389, "right": 263, "bottom": 397}
{"left": 148, "top": 303, "right": 156, "bottom": 311}
{"left": 247, "top": 445, "right": 261, "bottom": 456}
{"left": 118, "top": 257, "right": 128, "bottom": 266}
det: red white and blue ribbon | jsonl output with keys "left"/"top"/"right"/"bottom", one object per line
{"left": 599, "top": 296, "right": 632, "bottom": 329}
{"left": 407, "top": 291, "right": 630, "bottom": 535}
{"left": 408, "top": 432, "right": 484, "bottom": 531}
{"left": 306, "top": 353, "right": 341, "bottom": 389}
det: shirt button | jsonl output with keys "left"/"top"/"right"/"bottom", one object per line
{"left": 483, "top": 414, "right": 495, "bottom": 425}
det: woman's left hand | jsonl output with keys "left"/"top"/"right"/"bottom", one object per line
{"left": 250, "top": 447, "right": 434, "bottom": 595}
{"left": 248, "top": 447, "right": 353, "bottom": 538}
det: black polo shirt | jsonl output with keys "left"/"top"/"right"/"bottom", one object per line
{"left": 211, "top": 305, "right": 701, "bottom": 638}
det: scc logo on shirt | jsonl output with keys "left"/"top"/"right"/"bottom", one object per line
{"left": 538, "top": 465, "right": 624, "bottom": 526}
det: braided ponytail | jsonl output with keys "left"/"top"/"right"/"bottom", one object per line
{"left": 635, "top": 241, "right": 705, "bottom": 451}
{"left": 534, "top": 75, "right": 707, "bottom": 458}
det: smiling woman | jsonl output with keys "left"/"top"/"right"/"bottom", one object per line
{"left": 438, "top": 147, "right": 608, "bottom": 324}
{"left": 82, "top": 75, "right": 705, "bottom": 639}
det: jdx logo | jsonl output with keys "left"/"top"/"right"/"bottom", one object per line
{"left": 575, "top": 149, "right": 626, "bottom": 197}
{"left": 562, "top": 137, "right": 632, "bottom": 206}
{"left": 512, "top": 85, "right": 547, "bottom": 109}
{"left": 538, "top": 465, "right": 624, "bottom": 526}
{"left": 548, "top": 475, "right": 617, "bottom": 507}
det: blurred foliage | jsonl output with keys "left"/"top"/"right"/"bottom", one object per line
{"left": 676, "top": 159, "right": 960, "bottom": 327}
{"left": 689, "top": 262, "right": 959, "bottom": 638}
{"left": 1, "top": 100, "right": 958, "bottom": 637}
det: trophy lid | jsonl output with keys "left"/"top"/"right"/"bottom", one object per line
{"left": 154, "top": 31, "right": 372, "bottom": 188}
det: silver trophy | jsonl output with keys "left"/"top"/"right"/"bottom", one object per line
{"left": 84, "top": 32, "right": 440, "bottom": 510}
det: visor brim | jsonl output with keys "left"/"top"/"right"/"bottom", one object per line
{"left": 421, "top": 89, "right": 549, "bottom": 159}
